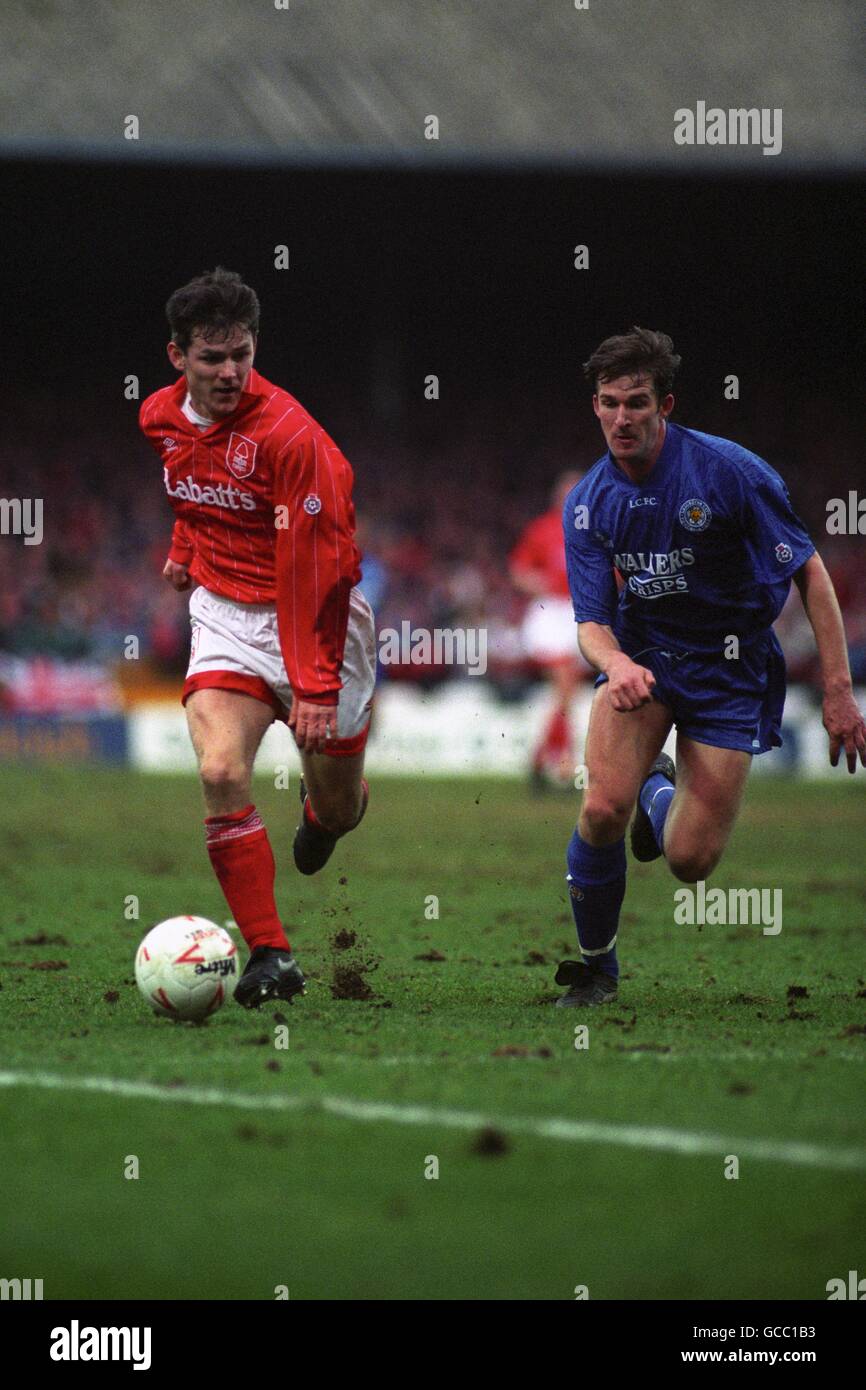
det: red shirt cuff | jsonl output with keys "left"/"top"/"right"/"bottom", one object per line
{"left": 291, "top": 689, "right": 340, "bottom": 706}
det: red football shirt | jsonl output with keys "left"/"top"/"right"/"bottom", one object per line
{"left": 139, "top": 368, "right": 361, "bottom": 704}
{"left": 509, "top": 508, "right": 570, "bottom": 599}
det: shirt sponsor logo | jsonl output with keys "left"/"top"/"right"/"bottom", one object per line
{"left": 678, "top": 498, "right": 712, "bottom": 532}
{"left": 614, "top": 548, "right": 695, "bottom": 601}
{"left": 627, "top": 574, "right": 690, "bottom": 599}
{"left": 226, "top": 432, "right": 258, "bottom": 479}
{"left": 774, "top": 542, "right": 793, "bottom": 563}
{"left": 164, "top": 468, "right": 256, "bottom": 512}
{"left": 614, "top": 548, "right": 694, "bottom": 576}
{"left": 303, "top": 494, "right": 322, "bottom": 515}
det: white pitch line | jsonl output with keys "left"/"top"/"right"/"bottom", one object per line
{"left": 292, "top": 1050, "right": 866, "bottom": 1067}
{"left": 0, "top": 1069, "right": 864, "bottom": 1172}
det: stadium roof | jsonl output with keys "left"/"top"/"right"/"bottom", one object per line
{"left": 1, "top": 0, "right": 862, "bottom": 171}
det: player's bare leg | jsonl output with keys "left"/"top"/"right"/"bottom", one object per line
{"left": 294, "top": 746, "right": 369, "bottom": 875}
{"left": 186, "top": 687, "right": 274, "bottom": 815}
{"left": 531, "top": 659, "right": 578, "bottom": 791}
{"left": 186, "top": 687, "right": 305, "bottom": 1007}
{"left": 660, "top": 737, "right": 751, "bottom": 882}
{"left": 548, "top": 659, "right": 580, "bottom": 786}
{"left": 300, "top": 746, "right": 366, "bottom": 832}
{"left": 555, "top": 682, "right": 672, "bottom": 1006}
{"left": 580, "top": 682, "right": 673, "bottom": 844}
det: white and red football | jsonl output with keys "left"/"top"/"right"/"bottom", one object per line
{"left": 135, "top": 916, "right": 238, "bottom": 1021}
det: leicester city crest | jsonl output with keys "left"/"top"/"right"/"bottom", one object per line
{"left": 678, "top": 497, "right": 712, "bottom": 532}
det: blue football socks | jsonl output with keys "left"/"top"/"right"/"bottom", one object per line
{"left": 565, "top": 831, "right": 626, "bottom": 979}
{"left": 638, "top": 770, "right": 675, "bottom": 854}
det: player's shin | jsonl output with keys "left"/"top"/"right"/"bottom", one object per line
{"left": 564, "top": 831, "right": 626, "bottom": 979}
{"left": 205, "top": 804, "right": 291, "bottom": 951}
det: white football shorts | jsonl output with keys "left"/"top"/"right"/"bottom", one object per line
{"left": 183, "top": 584, "right": 376, "bottom": 756}
{"left": 521, "top": 595, "right": 586, "bottom": 666}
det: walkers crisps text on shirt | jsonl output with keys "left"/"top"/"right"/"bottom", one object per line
{"left": 139, "top": 368, "right": 362, "bottom": 703}
{"left": 563, "top": 423, "right": 815, "bottom": 656}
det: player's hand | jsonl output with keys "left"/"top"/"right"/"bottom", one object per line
{"left": 823, "top": 686, "right": 866, "bottom": 773}
{"left": 163, "top": 558, "right": 192, "bottom": 591}
{"left": 605, "top": 652, "right": 656, "bottom": 712}
{"left": 289, "top": 697, "right": 338, "bottom": 754}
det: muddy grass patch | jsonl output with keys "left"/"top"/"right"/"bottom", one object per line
{"left": 329, "top": 927, "right": 381, "bottom": 1001}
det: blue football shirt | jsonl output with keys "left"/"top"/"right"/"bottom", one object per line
{"left": 563, "top": 422, "right": 815, "bottom": 656}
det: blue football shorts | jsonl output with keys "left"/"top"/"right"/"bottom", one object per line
{"left": 594, "top": 630, "right": 787, "bottom": 755}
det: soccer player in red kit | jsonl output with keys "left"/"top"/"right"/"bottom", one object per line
{"left": 139, "top": 268, "right": 376, "bottom": 1008}
{"left": 510, "top": 471, "right": 592, "bottom": 789}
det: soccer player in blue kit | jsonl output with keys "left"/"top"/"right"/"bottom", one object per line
{"left": 556, "top": 327, "right": 866, "bottom": 1007}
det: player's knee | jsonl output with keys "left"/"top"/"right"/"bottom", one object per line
{"left": 199, "top": 754, "right": 249, "bottom": 802}
{"left": 580, "top": 789, "right": 632, "bottom": 840}
{"left": 667, "top": 846, "right": 721, "bottom": 883}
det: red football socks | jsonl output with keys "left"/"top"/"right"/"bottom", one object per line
{"left": 205, "top": 804, "right": 290, "bottom": 951}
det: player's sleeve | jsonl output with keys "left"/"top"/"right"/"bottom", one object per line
{"left": 138, "top": 395, "right": 194, "bottom": 565}
{"left": 167, "top": 518, "right": 194, "bottom": 566}
{"left": 737, "top": 461, "right": 815, "bottom": 582}
{"left": 563, "top": 494, "right": 618, "bottom": 624}
{"left": 273, "top": 430, "right": 355, "bottom": 705}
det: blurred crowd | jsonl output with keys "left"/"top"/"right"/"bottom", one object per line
{"left": 2, "top": 384, "right": 866, "bottom": 699}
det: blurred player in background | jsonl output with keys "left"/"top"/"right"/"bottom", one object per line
{"left": 139, "top": 268, "right": 375, "bottom": 1009}
{"left": 510, "top": 471, "right": 591, "bottom": 790}
{"left": 556, "top": 327, "right": 866, "bottom": 1007}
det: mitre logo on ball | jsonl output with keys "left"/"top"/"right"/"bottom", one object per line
{"left": 226, "top": 432, "right": 258, "bottom": 479}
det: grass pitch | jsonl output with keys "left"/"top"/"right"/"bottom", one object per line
{"left": 0, "top": 766, "right": 864, "bottom": 1300}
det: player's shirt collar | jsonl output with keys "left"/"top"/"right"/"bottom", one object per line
{"left": 604, "top": 421, "right": 679, "bottom": 488}
{"left": 166, "top": 367, "right": 271, "bottom": 434}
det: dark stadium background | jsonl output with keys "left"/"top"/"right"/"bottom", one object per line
{"left": 2, "top": 160, "right": 864, "bottom": 687}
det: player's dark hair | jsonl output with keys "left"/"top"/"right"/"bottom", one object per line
{"left": 583, "top": 327, "right": 681, "bottom": 402}
{"left": 166, "top": 267, "right": 260, "bottom": 351}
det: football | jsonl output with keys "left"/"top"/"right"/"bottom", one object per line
{"left": 135, "top": 916, "right": 238, "bottom": 1021}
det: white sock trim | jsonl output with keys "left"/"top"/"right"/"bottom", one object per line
{"left": 579, "top": 934, "right": 618, "bottom": 957}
